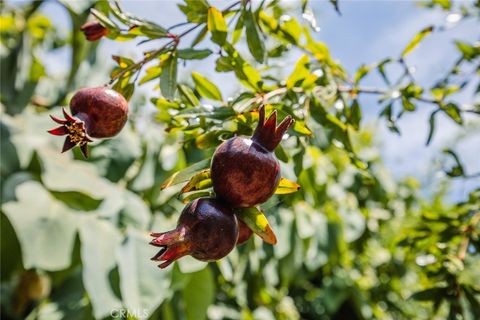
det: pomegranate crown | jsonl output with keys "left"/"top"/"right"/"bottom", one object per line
{"left": 252, "top": 106, "right": 294, "bottom": 152}
{"left": 150, "top": 229, "right": 190, "bottom": 269}
{"left": 47, "top": 108, "right": 92, "bottom": 158}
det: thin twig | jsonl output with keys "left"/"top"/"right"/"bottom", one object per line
{"left": 337, "top": 85, "right": 438, "bottom": 104}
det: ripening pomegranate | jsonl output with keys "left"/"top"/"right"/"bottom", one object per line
{"left": 150, "top": 198, "right": 239, "bottom": 268}
{"left": 237, "top": 220, "right": 253, "bottom": 245}
{"left": 211, "top": 107, "right": 294, "bottom": 208}
{"left": 80, "top": 21, "right": 108, "bottom": 41}
{"left": 48, "top": 87, "right": 128, "bottom": 158}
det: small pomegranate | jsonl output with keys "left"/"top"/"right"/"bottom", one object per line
{"left": 80, "top": 21, "right": 108, "bottom": 41}
{"left": 150, "top": 198, "right": 239, "bottom": 268}
{"left": 237, "top": 220, "right": 253, "bottom": 245}
{"left": 211, "top": 107, "right": 294, "bottom": 208}
{"left": 48, "top": 87, "right": 128, "bottom": 158}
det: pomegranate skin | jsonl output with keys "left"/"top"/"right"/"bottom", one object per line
{"left": 150, "top": 198, "right": 239, "bottom": 268}
{"left": 211, "top": 137, "right": 280, "bottom": 208}
{"left": 211, "top": 107, "right": 294, "bottom": 208}
{"left": 80, "top": 21, "right": 108, "bottom": 41}
{"left": 237, "top": 220, "right": 253, "bottom": 245}
{"left": 70, "top": 87, "right": 128, "bottom": 138}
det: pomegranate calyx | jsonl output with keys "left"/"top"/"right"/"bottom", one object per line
{"left": 150, "top": 228, "right": 190, "bottom": 269}
{"left": 48, "top": 108, "right": 93, "bottom": 158}
{"left": 252, "top": 106, "right": 294, "bottom": 152}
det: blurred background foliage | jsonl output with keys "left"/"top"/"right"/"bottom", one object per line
{"left": 1, "top": 0, "right": 479, "bottom": 319}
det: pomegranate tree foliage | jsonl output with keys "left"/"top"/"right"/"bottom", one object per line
{"left": 1, "top": 0, "right": 479, "bottom": 319}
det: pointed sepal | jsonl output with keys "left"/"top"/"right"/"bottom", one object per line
{"left": 48, "top": 108, "right": 92, "bottom": 158}
{"left": 252, "top": 106, "right": 294, "bottom": 152}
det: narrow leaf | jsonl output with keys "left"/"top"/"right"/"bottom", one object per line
{"left": 426, "top": 110, "right": 439, "bottom": 146}
{"left": 232, "top": 10, "right": 245, "bottom": 44}
{"left": 180, "top": 169, "right": 212, "bottom": 194}
{"left": 192, "top": 72, "right": 223, "bottom": 101}
{"left": 178, "top": 84, "right": 200, "bottom": 106}
{"left": 401, "top": 25, "right": 434, "bottom": 57}
{"left": 286, "top": 54, "right": 310, "bottom": 89}
{"left": 161, "top": 159, "right": 211, "bottom": 189}
{"left": 139, "top": 65, "right": 161, "bottom": 85}
{"left": 245, "top": 8, "right": 265, "bottom": 63}
{"left": 235, "top": 207, "right": 277, "bottom": 244}
{"left": 440, "top": 102, "right": 463, "bottom": 124}
{"left": 179, "top": 190, "right": 214, "bottom": 204}
{"left": 274, "top": 178, "right": 301, "bottom": 195}
{"left": 178, "top": 48, "right": 212, "bottom": 60}
{"left": 443, "top": 148, "right": 465, "bottom": 177}
{"left": 207, "top": 7, "right": 228, "bottom": 45}
{"left": 354, "top": 64, "right": 372, "bottom": 85}
{"left": 160, "top": 52, "right": 178, "bottom": 100}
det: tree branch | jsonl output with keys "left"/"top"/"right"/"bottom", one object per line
{"left": 108, "top": 1, "right": 242, "bottom": 85}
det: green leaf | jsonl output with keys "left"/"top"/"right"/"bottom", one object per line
{"left": 178, "top": 0, "right": 210, "bottom": 23}
{"left": 377, "top": 58, "right": 392, "bottom": 85}
{"left": 139, "top": 65, "right": 161, "bottom": 85}
{"left": 117, "top": 228, "right": 172, "bottom": 317}
{"left": 235, "top": 207, "right": 277, "bottom": 244}
{"left": 178, "top": 84, "right": 200, "bottom": 106}
{"left": 79, "top": 215, "right": 122, "bottom": 319}
{"left": 379, "top": 103, "right": 400, "bottom": 134}
{"left": 183, "top": 267, "right": 215, "bottom": 320}
{"left": 349, "top": 100, "right": 362, "bottom": 130}
{"left": 292, "top": 120, "right": 313, "bottom": 136}
{"left": 112, "top": 55, "right": 134, "bottom": 68}
{"left": 401, "top": 96, "right": 416, "bottom": 111}
{"left": 329, "top": 0, "right": 341, "bottom": 14}
{"left": 440, "top": 102, "right": 463, "bottom": 124}
{"left": 274, "top": 178, "right": 301, "bottom": 194}
{"left": 354, "top": 64, "right": 372, "bottom": 85}
{"left": 180, "top": 169, "right": 212, "bottom": 194}
{"left": 2, "top": 181, "right": 77, "bottom": 271}
{"left": 286, "top": 54, "right": 310, "bottom": 89}
{"left": 443, "top": 148, "right": 465, "bottom": 177}
{"left": 39, "top": 149, "right": 115, "bottom": 199}
{"left": 207, "top": 7, "right": 228, "bottom": 45}
{"left": 161, "top": 159, "right": 211, "bottom": 189}
{"left": 455, "top": 40, "right": 479, "bottom": 61}
{"left": 179, "top": 190, "right": 214, "bottom": 204}
{"left": 231, "top": 10, "right": 245, "bottom": 44}
{"left": 192, "top": 71, "right": 223, "bottom": 101}
{"left": 191, "top": 25, "right": 209, "bottom": 47}
{"left": 426, "top": 110, "right": 439, "bottom": 145}
{"left": 245, "top": 8, "right": 265, "bottom": 63}
{"left": 160, "top": 52, "right": 178, "bottom": 100}
{"left": 178, "top": 48, "right": 212, "bottom": 60}
{"left": 401, "top": 25, "right": 434, "bottom": 57}
{"left": 119, "top": 191, "right": 150, "bottom": 230}
{"left": 409, "top": 287, "right": 445, "bottom": 301}
{"left": 90, "top": 8, "right": 119, "bottom": 30}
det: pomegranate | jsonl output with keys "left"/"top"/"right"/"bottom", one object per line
{"left": 237, "top": 220, "right": 253, "bottom": 245}
{"left": 80, "top": 21, "right": 108, "bottom": 41}
{"left": 211, "top": 106, "right": 294, "bottom": 207}
{"left": 48, "top": 87, "right": 128, "bottom": 158}
{"left": 150, "top": 198, "right": 239, "bottom": 268}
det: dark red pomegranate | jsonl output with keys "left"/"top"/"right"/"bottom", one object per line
{"left": 211, "top": 107, "right": 294, "bottom": 208}
{"left": 237, "top": 220, "right": 253, "bottom": 245}
{"left": 48, "top": 87, "right": 128, "bottom": 158}
{"left": 80, "top": 21, "right": 108, "bottom": 41}
{"left": 150, "top": 198, "right": 239, "bottom": 268}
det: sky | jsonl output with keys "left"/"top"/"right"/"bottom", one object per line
{"left": 14, "top": 0, "right": 480, "bottom": 202}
